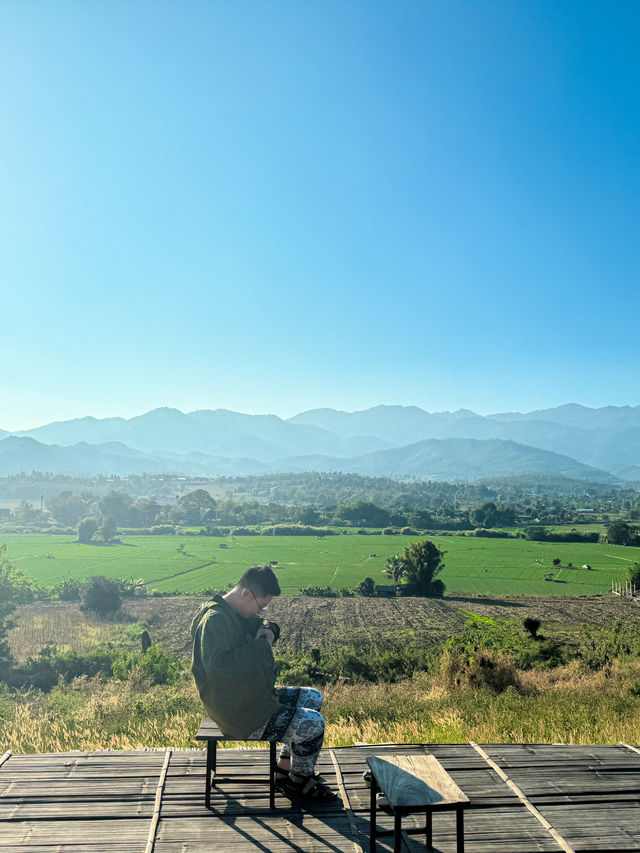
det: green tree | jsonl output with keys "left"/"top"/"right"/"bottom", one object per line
{"left": 296, "top": 505, "right": 321, "bottom": 525}
{"left": 132, "top": 497, "right": 161, "bottom": 526}
{"left": 47, "top": 491, "right": 89, "bottom": 526}
{"left": 384, "top": 555, "right": 405, "bottom": 585}
{"left": 525, "top": 525, "right": 548, "bottom": 541}
{"left": 523, "top": 617, "right": 541, "bottom": 639}
{"left": 98, "top": 492, "right": 133, "bottom": 526}
{"left": 472, "top": 502, "right": 498, "bottom": 527}
{"left": 99, "top": 516, "right": 118, "bottom": 543}
{"left": 81, "top": 576, "right": 122, "bottom": 617}
{"left": 334, "top": 501, "right": 391, "bottom": 527}
{"left": 77, "top": 517, "right": 99, "bottom": 544}
{"left": 607, "top": 521, "right": 638, "bottom": 546}
{"left": 174, "top": 489, "right": 216, "bottom": 525}
{"left": 12, "top": 501, "right": 46, "bottom": 526}
{"left": 395, "top": 539, "right": 446, "bottom": 597}
{"left": 408, "top": 509, "right": 433, "bottom": 528}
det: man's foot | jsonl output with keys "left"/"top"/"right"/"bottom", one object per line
{"left": 281, "top": 773, "right": 339, "bottom": 802}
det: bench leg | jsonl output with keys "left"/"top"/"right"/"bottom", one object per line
{"left": 393, "top": 811, "right": 402, "bottom": 853}
{"left": 456, "top": 806, "right": 464, "bottom": 853}
{"left": 205, "top": 739, "right": 217, "bottom": 808}
{"left": 426, "top": 808, "right": 433, "bottom": 849}
{"left": 369, "top": 774, "right": 377, "bottom": 853}
{"left": 269, "top": 741, "right": 277, "bottom": 809}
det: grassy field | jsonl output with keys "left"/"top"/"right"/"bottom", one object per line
{"left": 1, "top": 531, "right": 637, "bottom": 596}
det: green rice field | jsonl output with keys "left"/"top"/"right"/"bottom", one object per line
{"left": 1, "top": 532, "right": 637, "bottom": 596}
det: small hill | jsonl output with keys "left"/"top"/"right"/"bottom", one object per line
{"left": 273, "top": 437, "right": 614, "bottom": 482}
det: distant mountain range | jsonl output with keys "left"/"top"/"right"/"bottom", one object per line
{"left": 1, "top": 403, "right": 639, "bottom": 482}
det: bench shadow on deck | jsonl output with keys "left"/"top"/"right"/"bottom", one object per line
{"left": 1, "top": 743, "right": 640, "bottom": 852}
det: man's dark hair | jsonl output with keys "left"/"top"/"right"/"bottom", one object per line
{"left": 238, "top": 565, "right": 281, "bottom": 597}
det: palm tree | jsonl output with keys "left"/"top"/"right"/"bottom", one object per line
{"left": 384, "top": 554, "right": 405, "bottom": 585}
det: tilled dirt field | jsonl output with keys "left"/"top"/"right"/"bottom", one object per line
{"left": 127, "top": 592, "right": 640, "bottom": 656}
{"left": 10, "top": 593, "right": 639, "bottom": 661}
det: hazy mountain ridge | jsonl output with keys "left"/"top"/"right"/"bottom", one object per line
{"left": 1, "top": 403, "right": 637, "bottom": 481}
{"left": 289, "top": 405, "right": 640, "bottom": 471}
{"left": 15, "top": 407, "right": 389, "bottom": 461}
{"left": 0, "top": 434, "right": 615, "bottom": 482}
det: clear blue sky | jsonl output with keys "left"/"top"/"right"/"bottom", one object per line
{"left": 1, "top": 1, "right": 639, "bottom": 430}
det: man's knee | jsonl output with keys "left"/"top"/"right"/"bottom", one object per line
{"left": 306, "top": 688, "right": 323, "bottom": 709}
{"left": 290, "top": 710, "right": 324, "bottom": 756}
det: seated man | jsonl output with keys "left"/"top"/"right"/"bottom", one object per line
{"left": 191, "top": 564, "right": 336, "bottom": 801}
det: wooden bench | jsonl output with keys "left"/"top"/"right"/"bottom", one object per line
{"left": 195, "top": 718, "right": 278, "bottom": 809}
{"left": 366, "top": 754, "right": 469, "bottom": 853}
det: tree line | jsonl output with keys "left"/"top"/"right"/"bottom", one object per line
{"left": 5, "top": 485, "right": 640, "bottom": 547}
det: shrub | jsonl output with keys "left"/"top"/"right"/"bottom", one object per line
{"left": 442, "top": 613, "right": 567, "bottom": 671}
{"left": 299, "top": 585, "right": 337, "bottom": 597}
{"left": 440, "top": 647, "right": 520, "bottom": 693}
{"left": 111, "top": 644, "right": 181, "bottom": 685}
{"left": 473, "top": 528, "right": 513, "bottom": 538}
{"left": 81, "top": 576, "right": 122, "bottom": 617}
{"left": 578, "top": 621, "right": 640, "bottom": 670}
{"left": 356, "top": 577, "right": 376, "bottom": 597}
{"left": 400, "top": 527, "right": 418, "bottom": 536}
{"left": 150, "top": 525, "right": 175, "bottom": 535}
{"left": 7, "top": 646, "right": 114, "bottom": 692}
{"left": 58, "top": 581, "right": 82, "bottom": 602}
{"left": 205, "top": 526, "right": 231, "bottom": 536}
{"left": 262, "top": 524, "right": 332, "bottom": 536}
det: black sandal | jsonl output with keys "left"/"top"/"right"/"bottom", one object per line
{"left": 282, "top": 774, "right": 339, "bottom": 802}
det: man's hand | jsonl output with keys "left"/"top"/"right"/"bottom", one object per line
{"left": 256, "top": 626, "right": 275, "bottom": 645}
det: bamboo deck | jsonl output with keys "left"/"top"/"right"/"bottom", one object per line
{"left": 1, "top": 742, "right": 640, "bottom": 852}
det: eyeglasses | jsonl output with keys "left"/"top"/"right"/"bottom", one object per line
{"left": 249, "top": 588, "right": 268, "bottom": 612}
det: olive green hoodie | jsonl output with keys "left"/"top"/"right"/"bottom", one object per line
{"left": 191, "top": 596, "right": 282, "bottom": 738}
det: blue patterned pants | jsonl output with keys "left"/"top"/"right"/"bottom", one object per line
{"left": 251, "top": 687, "right": 325, "bottom": 777}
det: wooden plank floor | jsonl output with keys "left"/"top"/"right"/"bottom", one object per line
{"left": 0, "top": 744, "right": 639, "bottom": 852}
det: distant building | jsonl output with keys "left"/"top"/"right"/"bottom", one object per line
{"left": 375, "top": 584, "right": 398, "bottom": 598}
{"left": 0, "top": 509, "right": 10, "bottom": 519}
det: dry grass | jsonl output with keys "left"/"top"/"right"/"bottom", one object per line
{"left": 3, "top": 667, "right": 640, "bottom": 754}
{"left": 7, "top": 602, "right": 132, "bottom": 662}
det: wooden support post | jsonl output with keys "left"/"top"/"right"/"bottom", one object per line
{"left": 456, "top": 805, "right": 464, "bottom": 853}
{"left": 369, "top": 774, "right": 378, "bottom": 853}
{"left": 394, "top": 812, "right": 402, "bottom": 853}
{"left": 205, "top": 739, "right": 216, "bottom": 808}
{"left": 269, "top": 741, "right": 277, "bottom": 810}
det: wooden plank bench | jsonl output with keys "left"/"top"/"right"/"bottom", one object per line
{"left": 366, "top": 754, "right": 470, "bottom": 853}
{"left": 195, "top": 718, "right": 278, "bottom": 809}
